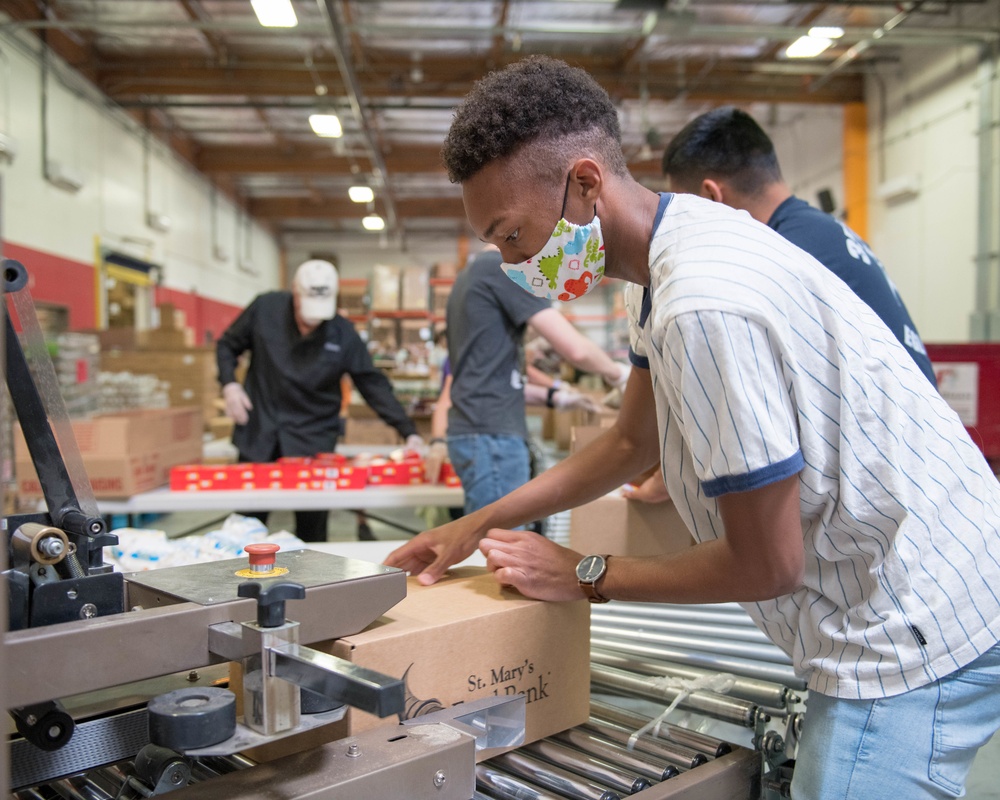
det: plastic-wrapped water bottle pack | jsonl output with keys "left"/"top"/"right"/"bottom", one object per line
{"left": 105, "top": 513, "right": 305, "bottom": 572}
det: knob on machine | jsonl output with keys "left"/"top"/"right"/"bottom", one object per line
{"left": 234, "top": 543, "right": 289, "bottom": 579}
{"left": 147, "top": 688, "right": 237, "bottom": 751}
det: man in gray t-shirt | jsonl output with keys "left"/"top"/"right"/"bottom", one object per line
{"left": 445, "top": 249, "right": 630, "bottom": 517}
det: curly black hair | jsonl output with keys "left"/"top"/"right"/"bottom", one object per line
{"left": 441, "top": 55, "right": 628, "bottom": 184}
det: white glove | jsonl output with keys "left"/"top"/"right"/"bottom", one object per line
{"left": 552, "top": 388, "right": 602, "bottom": 413}
{"left": 424, "top": 440, "right": 448, "bottom": 483}
{"left": 610, "top": 362, "right": 631, "bottom": 390}
{"left": 222, "top": 382, "right": 253, "bottom": 426}
{"left": 405, "top": 434, "right": 426, "bottom": 457}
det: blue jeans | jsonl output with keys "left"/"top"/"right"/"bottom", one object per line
{"left": 447, "top": 434, "right": 530, "bottom": 519}
{"left": 792, "top": 642, "right": 1000, "bottom": 799}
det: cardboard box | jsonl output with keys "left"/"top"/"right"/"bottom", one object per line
{"left": 569, "top": 423, "right": 616, "bottom": 455}
{"left": 330, "top": 569, "right": 590, "bottom": 741}
{"left": 399, "top": 318, "right": 429, "bottom": 348}
{"left": 368, "top": 317, "right": 398, "bottom": 351}
{"left": 338, "top": 280, "right": 368, "bottom": 317}
{"left": 342, "top": 417, "right": 403, "bottom": 446}
{"left": 570, "top": 490, "right": 694, "bottom": 558}
{"left": 552, "top": 408, "right": 584, "bottom": 452}
{"left": 370, "top": 265, "right": 401, "bottom": 311}
{"left": 243, "top": 568, "right": 590, "bottom": 761}
{"left": 138, "top": 327, "right": 193, "bottom": 350}
{"left": 15, "top": 408, "right": 203, "bottom": 499}
{"left": 431, "top": 283, "right": 452, "bottom": 315}
{"left": 400, "top": 266, "right": 430, "bottom": 311}
{"left": 101, "top": 348, "right": 219, "bottom": 427}
{"left": 83, "top": 327, "right": 139, "bottom": 351}
{"left": 207, "top": 415, "right": 235, "bottom": 441}
{"left": 431, "top": 261, "right": 459, "bottom": 280}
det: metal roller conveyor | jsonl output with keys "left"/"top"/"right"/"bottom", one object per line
{"left": 49, "top": 778, "right": 93, "bottom": 800}
{"left": 591, "top": 648, "right": 796, "bottom": 709}
{"left": 591, "top": 635, "right": 807, "bottom": 690}
{"left": 593, "top": 603, "right": 759, "bottom": 627}
{"left": 590, "top": 699, "right": 732, "bottom": 759}
{"left": 489, "top": 750, "right": 623, "bottom": 800}
{"left": 521, "top": 738, "right": 653, "bottom": 794}
{"left": 21, "top": 752, "right": 250, "bottom": 798}
{"left": 580, "top": 717, "right": 711, "bottom": 770}
{"left": 476, "top": 763, "right": 567, "bottom": 800}
{"left": 549, "top": 728, "right": 683, "bottom": 782}
{"left": 590, "top": 610, "right": 773, "bottom": 645}
{"left": 591, "top": 664, "right": 762, "bottom": 728}
{"left": 591, "top": 623, "right": 791, "bottom": 665}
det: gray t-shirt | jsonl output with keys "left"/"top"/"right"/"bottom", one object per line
{"left": 447, "top": 250, "right": 550, "bottom": 438}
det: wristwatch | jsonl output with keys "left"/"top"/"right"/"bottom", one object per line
{"left": 576, "top": 554, "right": 611, "bottom": 604}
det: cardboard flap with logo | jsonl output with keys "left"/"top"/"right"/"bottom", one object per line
{"left": 330, "top": 568, "right": 589, "bottom": 744}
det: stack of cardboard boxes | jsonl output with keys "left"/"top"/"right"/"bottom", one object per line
{"left": 99, "top": 303, "right": 220, "bottom": 433}
{"left": 15, "top": 407, "right": 203, "bottom": 499}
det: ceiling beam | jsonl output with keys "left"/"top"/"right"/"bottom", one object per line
{"left": 196, "top": 143, "right": 449, "bottom": 174}
{"left": 2, "top": 0, "right": 95, "bottom": 75}
{"left": 249, "top": 196, "right": 468, "bottom": 221}
{"left": 94, "top": 58, "right": 864, "bottom": 105}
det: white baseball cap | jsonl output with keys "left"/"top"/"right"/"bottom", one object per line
{"left": 294, "top": 259, "right": 339, "bottom": 322}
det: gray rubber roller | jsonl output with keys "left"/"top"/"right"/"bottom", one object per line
{"left": 147, "top": 687, "right": 237, "bottom": 750}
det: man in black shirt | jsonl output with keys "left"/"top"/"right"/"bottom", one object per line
{"left": 217, "top": 259, "right": 422, "bottom": 541}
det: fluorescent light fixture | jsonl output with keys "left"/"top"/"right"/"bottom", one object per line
{"left": 785, "top": 35, "right": 833, "bottom": 59}
{"left": 251, "top": 0, "right": 298, "bottom": 28}
{"left": 308, "top": 113, "right": 342, "bottom": 138}
{"left": 809, "top": 26, "right": 844, "bottom": 39}
{"left": 349, "top": 186, "right": 375, "bottom": 203}
{"left": 362, "top": 214, "right": 386, "bottom": 231}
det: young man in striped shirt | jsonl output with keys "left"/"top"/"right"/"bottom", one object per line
{"left": 386, "top": 56, "right": 1000, "bottom": 798}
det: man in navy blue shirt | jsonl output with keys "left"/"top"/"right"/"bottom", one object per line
{"left": 662, "top": 107, "right": 936, "bottom": 386}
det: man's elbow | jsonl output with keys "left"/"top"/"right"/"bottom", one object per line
{"left": 556, "top": 340, "right": 592, "bottom": 368}
{"left": 753, "top": 553, "right": 805, "bottom": 600}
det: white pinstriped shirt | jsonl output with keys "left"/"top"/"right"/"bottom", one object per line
{"left": 626, "top": 193, "right": 1000, "bottom": 699}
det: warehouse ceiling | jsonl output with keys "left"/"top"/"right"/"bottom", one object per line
{"left": 2, "top": 0, "right": 997, "bottom": 247}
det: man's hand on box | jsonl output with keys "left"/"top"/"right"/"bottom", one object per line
{"left": 424, "top": 440, "right": 448, "bottom": 483}
{"left": 479, "top": 530, "right": 584, "bottom": 602}
{"left": 405, "top": 433, "right": 427, "bottom": 457}
{"left": 621, "top": 469, "right": 671, "bottom": 504}
{"left": 552, "top": 388, "right": 602, "bottom": 414}
{"left": 384, "top": 518, "right": 479, "bottom": 586}
{"left": 222, "top": 382, "right": 253, "bottom": 426}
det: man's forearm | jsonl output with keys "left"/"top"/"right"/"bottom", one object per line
{"left": 474, "top": 423, "right": 658, "bottom": 532}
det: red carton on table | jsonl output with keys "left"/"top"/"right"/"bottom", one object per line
{"left": 367, "top": 457, "right": 424, "bottom": 486}
{"left": 439, "top": 462, "right": 461, "bottom": 487}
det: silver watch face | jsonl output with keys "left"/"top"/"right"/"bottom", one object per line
{"left": 576, "top": 554, "right": 606, "bottom": 583}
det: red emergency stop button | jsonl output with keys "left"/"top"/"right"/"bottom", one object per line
{"left": 245, "top": 543, "right": 280, "bottom": 572}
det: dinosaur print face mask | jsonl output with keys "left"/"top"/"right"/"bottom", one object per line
{"left": 500, "top": 175, "right": 606, "bottom": 302}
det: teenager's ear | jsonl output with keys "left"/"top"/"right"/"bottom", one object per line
{"left": 701, "top": 178, "right": 725, "bottom": 203}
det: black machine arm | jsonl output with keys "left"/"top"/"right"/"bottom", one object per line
{"left": 3, "top": 258, "right": 123, "bottom": 632}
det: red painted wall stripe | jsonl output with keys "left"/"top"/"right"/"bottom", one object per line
{"left": 2, "top": 240, "right": 243, "bottom": 342}
{"left": 2, "top": 240, "right": 96, "bottom": 330}
{"left": 154, "top": 286, "right": 243, "bottom": 344}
